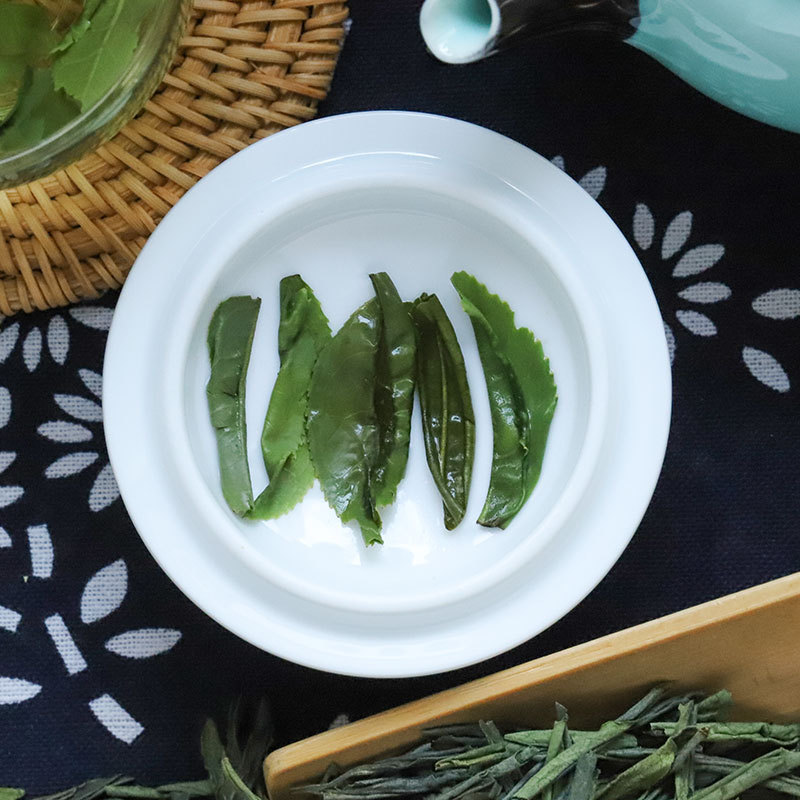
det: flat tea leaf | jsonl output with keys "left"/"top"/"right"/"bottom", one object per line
{"left": 0, "top": 790, "right": 25, "bottom": 800}
{"left": 156, "top": 782, "right": 212, "bottom": 797}
{"left": 598, "top": 739, "right": 677, "bottom": 800}
{"left": 52, "top": 0, "right": 149, "bottom": 111}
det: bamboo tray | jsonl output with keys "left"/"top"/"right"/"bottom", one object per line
{"left": 264, "top": 572, "right": 800, "bottom": 799}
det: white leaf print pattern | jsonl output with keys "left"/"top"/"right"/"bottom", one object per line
{"left": 89, "top": 463, "right": 119, "bottom": 512}
{"left": 45, "top": 613, "right": 88, "bottom": 674}
{"left": 752, "top": 289, "right": 800, "bottom": 320}
{"left": 79, "top": 369, "right": 103, "bottom": 400}
{"left": 81, "top": 559, "right": 128, "bottom": 624}
{"left": 48, "top": 316, "right": 69, "bottom": 365}
{"left": 54, "top": 394, "right": 102, "bottom": 422}
{"left": 0, "top": 527, "right": 10, "bottom": 547}
{"left": 23, "top": 328, "right": 42, "bottom": 372}
{"left": 88, "top": 694, "right": 143, "bottom": 744}
{"left": 0, "top": 487, "right": 23, "bottom": 508}
{"left": 38, "top": 420, "right": 93, "bottom": 443}
{"left": 578, "top": 166, "right": 607, "bottom": 200}
{"left": 105, "top": 628, "right": 182, "bottom": 658}
{"left": 0, "top": 677, "right": 42, "bottom": 705}
{"left": 678, "top": 282, "right": 732, "bottom": 304}
{"left": 742, "top": 347, "right": 790, "bottom": 393}
{"left": 0, "top": 387, "right": 10, "bottom": 428}
{"left": 672, "top": 244, "right": 725, "bottom": 278}
{"left": 633, "top": 203, "right": 655, "bottom": 250}
{"left": 45, "top": 452, "right": 99, "bottom": 478}
{"left": 661, "top": 211, "right": 693, "bottom": 259}
{"left": 0, "top": 324, "right": 19, "bottom": 363}
{"left": 28, "top": 525, "right": 54, "bottom": 579}
{"left": 45, "top": 372, "right": 118, "bottom": 512}
{"left": 70, "top": 307, "right": 113, "bottom": 331}
{"left": 632, "top": 205, "right": 730, "bottom": 363}
{"left": 550, "top": 156, "right": 606, "bottom": 199}
{"left": 0, "top": 604, "right": 21, "bottom": 632}
{"left": 676, "top": 310, "right": 717, "bottom": 337}
{"left": 0, "top": 452, "right": 15, "bottom": 473}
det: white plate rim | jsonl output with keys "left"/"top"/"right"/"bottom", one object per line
{"left": 104, "top": 111, "right": 671, "bottom": 677}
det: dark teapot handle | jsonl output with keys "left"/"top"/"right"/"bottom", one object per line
{"left": 420, "top": 0, "right": 638, "bottom": 64}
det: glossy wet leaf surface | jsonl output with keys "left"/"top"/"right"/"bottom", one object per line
{"left": 250, "top": 276, "right": 330, "bottom": 520}
{"left": 206, "top": 296, "right": 261, "bottom": 517}
{"left": 451, "top": 271, "right": 557, "bottom": 528}
{"left": 369, "top": 272, "right": 416, "bottom": 508}
{"left": 410, "top": 293, "right": 475, "bottom": 530}
{"left": 307, "top": 299, "right": 383, "bottom": 545}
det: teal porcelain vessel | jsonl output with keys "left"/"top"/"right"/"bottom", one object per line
{"left": 419, "top": 0, "right": 800, "bottom": 134}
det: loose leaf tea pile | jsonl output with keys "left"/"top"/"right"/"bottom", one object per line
{"left": 205, "top": 271, "right": 557, "bottom": 545}
{"left": 0, "top": 0, "right": 157, "bottom": 154}
{"left": 300, "top": 687, "right": 800, "bottom": 800}
{"left": 6, "top": 688, "right": 800, "bottom": 800}
{"left": 0, "top": 697, "right": 273, "bottom": 800}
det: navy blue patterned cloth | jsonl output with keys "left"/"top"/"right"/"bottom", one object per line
{"left": 2, "top": 0, "right": 800, "bottom": 791}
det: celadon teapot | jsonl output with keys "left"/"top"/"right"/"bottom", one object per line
{"left": 419, "top": 0, "right": 800, "bottom": 134}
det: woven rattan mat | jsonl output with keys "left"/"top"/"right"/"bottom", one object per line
{"left": 0, "top": 0, "right": 348, "bottom": 316}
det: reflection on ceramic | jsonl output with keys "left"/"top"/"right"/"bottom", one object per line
{"left": 104, "top": 112, "right": 671, "bottom": 678}
{"left": 419, "top": 0, "right": 800, "bottom": 134}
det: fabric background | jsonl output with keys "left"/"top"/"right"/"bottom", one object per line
{"left": 1, "top": 0, "right": 799, "bottom": 789}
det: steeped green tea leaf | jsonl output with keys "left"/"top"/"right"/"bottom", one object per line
{"left": 0, "top": 4, "right": 58, "bottom": 60}
{"left": 250, "top": 276, "right": 330, "bottom": 520}
{"left": 0, "top": 69, "right": 79, "bottom": 154}
{"left": 51, "top": 0, "right": 143, "bottom": 112}
{"left": 206, "top": 296, "right": 261, "bottom": 517}
{"left": 369, "top": 272, "right": 416, "bottom": 508}
{"left": 410, "top": 293, "right": 475, "bottom": 530}
{"left": 451, "top": 271, "right": 557, "bottom": 529}
{"left": 51, "top": 0, "right": 106, "bottom": 55}
{"left": 308, "top": 299, "right": 383, "bottom": 545}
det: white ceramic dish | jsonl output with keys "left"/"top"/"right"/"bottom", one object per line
{"left": 104, "top": 111, "right": 671, "bottom": 677}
